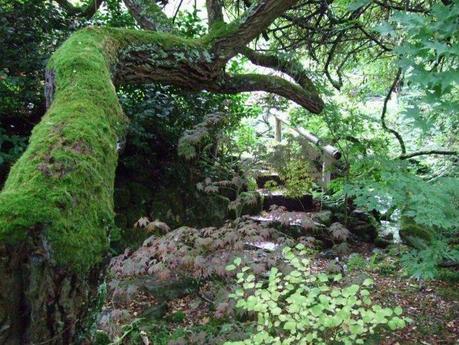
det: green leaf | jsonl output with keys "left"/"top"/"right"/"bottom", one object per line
{"left": 362, "top": 278, "right": 374, "bottom": 287}
{"left": 283, "top": 321, "right": 296, "bottom": 331}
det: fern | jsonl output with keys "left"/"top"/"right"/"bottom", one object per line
{"left": 110, "top": 219, "right": 288, "bottom": 281}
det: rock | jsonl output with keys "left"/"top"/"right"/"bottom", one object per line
{"left": 312, "top": 210, "right": 333, "bottom": 226}
{"left": 319, "top": 248, "right": 338, "bottom": 260}
{"left": 141, "top": 303, "right": 168, "bottom": 320}
{"left": 145, "top": 219, "right": 171, "bottom": 234}
{"left": 333, "top": 242, "right": 351, "bottom": 257}
{"left": 111, "top": 282, "right": 139, "bottom": 307}
{"left": 325, "top": 260, "right": 344, "bottom": 274}
{"left": 256, "top": 173, "right": 283, "bottom": 189}
{"left": 260, "top": 190, "right": 313, "bottom": 212}
{"left": 374, "top": 234, "right": 393, "bottom": 248}
{"left": 342, "top": 272, "right": 371, "bottom": 286}
{"left": 371, "top": 248, "right": 385, "bottom": 256}
{"left": 142, "top": 235, "right": 156, "bottom": 247}
{"left": 399, "top": 216, "right": 433, "bottom": 249}
{"left": 96, "top": 308, "right": 130, "bottom": 339}
{"left": 320, "top": 243, "right": 351, "bottom": 259}
{"left": 348, "top": 210, "right": 378, "bottom": 242}
{"left": 328, "top": 222, "right": 351, "bottom": 242}
{"left": 240, "top": 191, "right": 263, "bottom": 216}
{"left": 142, "top": 276, "right": 196, "bottom": 300}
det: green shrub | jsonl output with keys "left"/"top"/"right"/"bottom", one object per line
{"left": 347, "top": 254, "right": 367, "bottom": 272}
{"left": 225, "top": 245, "right": 408, "bottom": 345}
{"left": 279, "top": 160, "right": 313, "bottom": 199}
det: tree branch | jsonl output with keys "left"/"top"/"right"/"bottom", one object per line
{"left": 381, "top": 68, "right": 406, "bottom": 155}
{"left": 123, "top": 0, "right": 173, "bottom": 31}
{"left": 324, "top": 31, "right": 345, "bottom": 90}
{"left": 209, "top": 0, "right": 299, "bottom": 61}
{"left": 239, "top": 47, "right": 323, "bottom": 111}
{"left": 399, "top": 150, "right": 458, "bottom": 160}
{"left": 239, "top": 48, "right": 318, "bottom": 93}
{"left": 212, "top": 73, "right": 324, "bottom": 113}
{"left": 55, "top": 0, "right": 103, "bottom": 19}
{"left": 355, "top": 23, "right": 391, "bottom": 52}
{"left": 206, "top": 0, "right": 224, "bottom": 27}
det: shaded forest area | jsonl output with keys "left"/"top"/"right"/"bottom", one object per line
{"left": 0, "top": 0, "right": 458, "bottom": 344}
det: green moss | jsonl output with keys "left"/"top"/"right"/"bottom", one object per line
{"left": 0, "top": 27, "right": 201, "bottom": 273}
{"left": 200, "top": 20, "right": 240, "bottom": 46}
{"left": 399, "top": 216, "right": 434, "bottom": 249}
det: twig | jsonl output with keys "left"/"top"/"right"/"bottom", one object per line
{"left": 381, "top": 68, "right": 406, "bottom": 155}
{"left": 399, "top": 150, "right": 458, "bottom": 160}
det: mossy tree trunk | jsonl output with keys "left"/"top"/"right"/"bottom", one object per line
{"left": 0, "top": 1, "right": 325, "bottom": 343}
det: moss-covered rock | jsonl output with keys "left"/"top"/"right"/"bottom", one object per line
{"left": 399, "top": 216, "right": 434, "bottom": 249}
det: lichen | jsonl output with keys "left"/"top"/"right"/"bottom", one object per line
{"left": 0, "top": 27, "right": 199, "bottom": 273}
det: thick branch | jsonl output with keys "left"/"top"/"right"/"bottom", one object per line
{"left": 381, "top": 68, "right": 406, "bottom": 155}
{"left": 115, "top": 43, "right": 324, "bottom": 114}
{"left": 399, "top": 150, "right": 458, "bottom": 160}
{"left": 206, "top": 0, "right": 224, "bottom": 27}
{"left": 55, "top": 0, "right": 103, "bottom": 18}
{"left": 213, "top": 73, "right": 324, "bottom": 113}
{"left": 123, "top": 0, "right": 173, "bottom": 31}
{"left": 209, "top": 0, "right": 299, "bottom": 61}
{"left": 239, "top": 47, "right": 321, "bottom": 99}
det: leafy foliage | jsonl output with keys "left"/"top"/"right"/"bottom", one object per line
{"left": 401, "top": 240, "right": 459, "bottom": 280}
{"left": 225, "top": 245, "right": 409, "bottom": 345}
{"left": 279, "top": 159, "right": 314, "bottom": 199}
{"left": 0, "top": 0, "right": 70, "bottom": 182}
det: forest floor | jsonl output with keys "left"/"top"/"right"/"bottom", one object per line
{"left": 97, "top": 240, "right": 459, "bottom": 345}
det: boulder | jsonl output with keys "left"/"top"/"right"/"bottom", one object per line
{"left": 312, "top": 210, "right": 333, "bottom": 226}
{"left": 328, "top": 222, "right": 351, "bottom": 243}
{"left": 348, "top": 209, "right": 378, "bottom": 242}
{"left": 374, "top": 232, "right": 394, "bottom": 248}
{"left": 399, "top": 216, "right": 433, "bottom": 249}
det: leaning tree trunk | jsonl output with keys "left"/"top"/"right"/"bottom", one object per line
{"left": 0, "top": 28, "right": 131, "bottom": 344}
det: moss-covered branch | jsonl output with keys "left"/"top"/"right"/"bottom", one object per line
{"left": 0, "top": 28, "right": 124, "bottom": 272}
{"left": 208, "top": 0, "right": 299, "bottom": 64}
{"left": 0, "top": 27, "right": 190, "bottom": 274}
